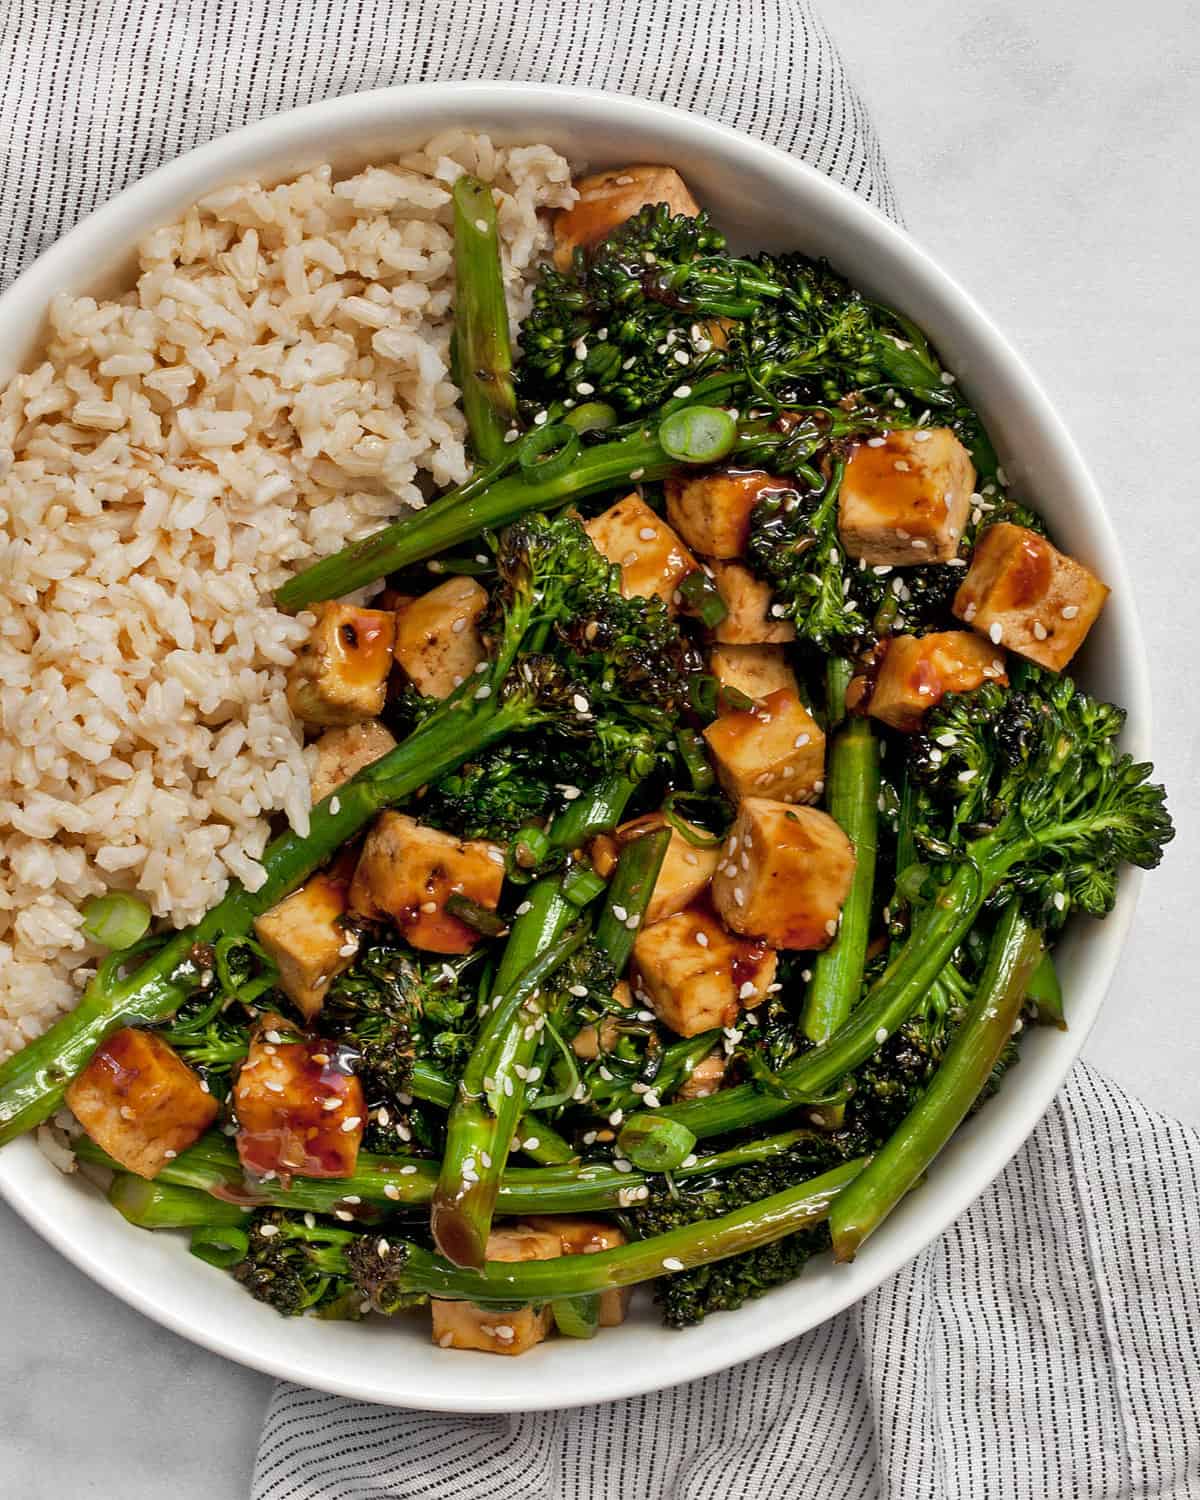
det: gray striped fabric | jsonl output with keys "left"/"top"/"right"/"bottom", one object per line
{"left": 6, "top": 4, "right": 1198, "bottom": 1497}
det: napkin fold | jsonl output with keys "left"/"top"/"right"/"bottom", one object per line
{"left": 7, "top": 4, "right": 1198, "bottom": 1498}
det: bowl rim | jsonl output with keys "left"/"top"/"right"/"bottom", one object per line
{"left": 0, "top": 78, "right": 1149, "bottom": 1411}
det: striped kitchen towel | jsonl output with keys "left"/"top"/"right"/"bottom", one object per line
{"left": 7, "top": 3, "right": 1197, "bottom": 1497}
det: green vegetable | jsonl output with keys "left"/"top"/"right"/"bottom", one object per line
{"left": 617, "top": 1115, "right": 697, "bottom": 1172}
{"left": 109, "top": 1175, "right": 249, "bottom": 1232}
{"left": 591, "top": 826, "right": 672, "bottom": 977}
{"left": 81, "top": 893, "right": 151, "bottom": 951}
{"left": 801, "top": 717, "right": 881, "bottom": 1043}
{"left": 829, "top": 904, "right": 1044, "bottom": 1260}
{"left": 553, "top": 1294, "right": 601, "bottom": 1338}
{"left": 659, "top": 404, "right": 737, "bottom": 464}
{"left": 451, "top": 175, "right": 517, "bottom": 463}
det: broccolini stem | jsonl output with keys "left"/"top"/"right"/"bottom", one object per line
{"left": 653, "top": 839, "right": 1017, "bottom": 1140}
{"left": 408, "top": 1061, "right": 576, "bottom": 1163}
{"left": 800, "top": 717, "right": 881, "bottom": 1044}
{"left": 829, "top": 903, "right": 1043, "bottom": 1261}
{"left": 108, "top": 1174, "right": 251, "bottom": 1231}
{"left": 0, "top": 697, "right": 529, "bottom": 1146}
{"left": 80, "top": 1125, "right": 826, "bottom": 1219}
{"left": 275, "top": 427, "right": 676, "bottom": 610}
{"left": 431, "top": 879, "right": 578, "bottom": 1267}
{"left": 451, "top": 176, "right": 518, "bottom": 464}
{"left": 592, "top": 826, "right": 672, "bottom": 977}
{"left": 379, "top": 1159, "right": 865, "bottom": 1307}
{"left": 547, "top": 773, "right": 638, "bottom": 853}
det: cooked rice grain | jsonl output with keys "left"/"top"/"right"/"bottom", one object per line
{"left": 0, "top": 133, "right": 575, "bottom": 1059}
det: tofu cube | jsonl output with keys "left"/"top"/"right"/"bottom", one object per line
{"left": 867, "top": 631, "right": 1008, "bottom": 732}
{"left": 348, "top": 812, "right": 505, "bottom": 954}
{"left": 233, "top": 1013, "right": 365, "bottom": 1179}
{"left": 524, "top": 1217, "right": 631, "bottom": 1326}
{"left": 709, "top": 561, "right": 795, "bottom": 644}
{"left": 703, "top": 688, "right": 825, "bottom": 803}
{"left": 392, "top": 577, "right": 489, "bottom": 699}
{"left": 615, "top": 811, "right": 720, "bottom": 926}
{"left": 554, "top": 166, "right": 700, "bottom": 270}
{"left": 712, "top": 798, "right": 856, "bottom": 951}
{"left": 630, "top": 904, "right": 777, "bottom": 1037}
{"left": 286, "top": 604, "right": 395, "bottom": 726}
{"left": 253, "top": 855, "right": 358, "bottom": 1021}
{"left": 584, "top": 494, "right": 698, "bottom": 608}
{"left": 308, "top": 720, "right": 397, "bottom": 806}
{"left": 432, "top": 1225, "right": 562, "bottom": 1354}
{"left": 65, "top": 1028, "right": 218, "bottom": 1179}
{"left": 708, "top": 644, "right": 798, "bottom": 709}
{"left": 839, "top": 428, "right": 974, "bottom": 566}
{"left": 675, "top": 1050, "right": 727, "bottom": 1101}
{"left": 665, "top": 470, "right": 789, "bottom": 558}
{"left": 952, "top": 522, "right": 1109, "bottom": 671}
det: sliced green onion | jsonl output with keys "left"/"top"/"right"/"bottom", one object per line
{"left": 445, "top": 894, "right": 508, "bottom": 938}
{"left": 677, "top": 568, "right": 729, "bottom": 627}
{"left": 618, "top": 1114, "right": 697, "bottom": 1172}
{"left": 658, "top": 405, "right": 737, "bottom": 465}
{"left": 553, "top": 1293, "right": 601, "bottom": 1338}
{"left": 563, "top": 402, "right": 618, "bottom": 436}
{"left": 515, "top": 424, "right": 581, "bottom": 484}
{"left": 82, "top": 893, "right": 151, "bottom": 952}
{"left": 512, "top": 825, "right": 551, "bottom": 870}
{"left": 190, "top": 1225, "right": 250, "bottom": 1269}
{"left": 676, "top": 729, "right": 716, "bottom": 793}
{"left": 661, "top": 792, "right": 729, "bottom": 848}
{"left": 561, "top": 864, "right": 608, "bottom": 908}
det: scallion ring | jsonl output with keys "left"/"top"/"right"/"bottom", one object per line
{"left": 658, "top": 405, "right": 738, "bottom": 465}
{"left": 515, "top": 423, "right": 581, "bottom": 483}
{"left": 81, "top": 893, "right": 152, "bottom": 952}
{"left": 563, "top": 401, "right": 618, "bottom": 436}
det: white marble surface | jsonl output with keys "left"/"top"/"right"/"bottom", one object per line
{"left": 2, "top": 4, "right": 1196, "bottom": 1493}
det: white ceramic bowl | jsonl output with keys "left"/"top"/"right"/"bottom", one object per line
{"left": 0, "top": 82, "right": 1149, "bottom": 1411}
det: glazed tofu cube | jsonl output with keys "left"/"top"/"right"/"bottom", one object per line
{"left": 703, "top": 688, "right": 825, "bottom": 803}
{"left": 348, "top": 812, "right": 505, "bottom": 954}
{"left": 665, "top": 470, "right": 789, "bottom": 559}
{"left": 712, "top": 798, "right": 856, "bottom": 950}
{"left": 524, "top": 1217, "right": 630, "bottom": 1326}
{"left": 867, "top": 631, "right": 1008, "bottom": 733}
{"left": 309, "top": 720, "right": 397, "bottom": 806}
{"left": 253, "top": 856, "right": 358, "bottom": 1021}
{"left": 839, "top": 428, "right": 974, "bottom": 566}
{"left": 553, "top": 166, "right": 700, "bottom": 271}
{"left": 952, "top": 522, "right": 1109, "bottom": 671}
{"left": 708, "top": 644, "right": 798, "bottom": 708}
{"left": 630, "top": 904, "right": 777, "bottom": 1037}
{"left": 615, "top": 812, "right": 720, "bottom": 925}
{"left": 392, "top": 577, "right": 488, "bottom": 699}
{"left": 432, "top": 1225, "right": 562, "bottom": 1354}
{"left": 709, "top": 561, "right": 795, "bottom": 644}
{"left": 585, "top": 494, "right": 698, "bottom": 608}
{"left": 675, "top": 1050, "right": 727, "bottom": 1101}
{"left": 233, "top": 1013, "right": 365, "bottom": 1179}
{"left": 66, "top": 1028, "right": 218, "bottom": 1179}
{"left": 286, "top": 604, "right": 395, "bottom": 726}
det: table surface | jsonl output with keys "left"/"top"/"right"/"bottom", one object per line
{"left": 2, "top": 3, "right": 1196, "bottom": 1494}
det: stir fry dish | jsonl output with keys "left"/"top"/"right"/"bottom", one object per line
{"left": 0, "top": 159, "right": 1172, "bottom": 1356}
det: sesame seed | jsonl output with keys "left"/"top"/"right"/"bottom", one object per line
{"left": 343, "top": 1195, "right": 362, "bottom": 1205}
{"left": 438, "top": 1332, "right": 455, "bottom": 1348}
{"left": 630, "top": 467, "right": 645, "bottom": 481}
{"left": 503, "top": 1077, "right": 514, "bottom": 1097}
{"left": 913, "top": 429, "right": 932, "bottom": 443}
{"left": 259, "top": 1224, "right": 279, "bottom": 1238}
{"left": 625, "top": 913, "right": 641, "bottom": 930}
{"left": 608, "top": 1109, "right": 624, "bottom": 1126}
{"left": 614, "top": 1158, "right": 633, "bottom": 1173}
{"left": 733, "top": 887, "right": 745, "bottom": 906}
{"left": 1033, "top": 621, "right": 1048, "bottom": 640}
{"left": 825, "top": 918, "right": 838, "bottom": 936}
{"left": 674, "top": 349, "right": 690, "bottom": 365}
{"left": 867, "top": 436, "right": 886, "bottom": 448}
{"left": 1062, "top": 604, "right": 1080, "bottom": 619}
{"left": 662, "top": 1257, "right": 685, "bottom": 1272}
{"left": 493, "top": 1325, "right": 515, "bottom": 1342}
{"left": 738, "top": 980, "right": 756, "bottom": 1000}
{"left": 989, "top": 622, "right": 1003, "bottom": 644}
{"left": 958, "top": 769, "right": 978, "bottom": 783}
{"left": 576, "top": 381, "right": 595, "bottom": 395}
{"left": 534, "top": 410, "right": 549, "bottom": 426}
{"left": 341, "top": 1116, "right": 361, "bottom": 1132}
{"left": 612, "top": 904, "right": 628, "bottom": 922}
{"left": 875, "top": 1027, "right": 888, "bottom": 1045}
{"left": 264, "top": 1079, "right": 284, "bottom": 1093}
{"left": 451, "top": 616, "right": 468, "bottom": 634}
{"left": 695, "top": 931, "right": 709, "bottom": 948}
{"left": 561, "top": 784, "right": 581, "bottom": 800}
{"left": 384, "top": 1184, "right": 401, "bottom": 1200}
{"left": 572, "top": 693, "right": 590, "bottom": 713}
{"left": 794, "top": 733, "right": 810, "bottom": 748}
{"left": 486, "top": 848, "right": 505, "bottom": 865}
{"left": 1053, "top": 891, "right": 1066, "bottom": 911}
{"left": 335, "top": 1210, "right": 354, "bottom": 1222}
{"left": 673, "top": 385, "right": 692, "bottom": 398}
{"left": 801, "top": 969, "right": 812, "bottom": 983}
{"left": 893, "top": 459, "right": 910, "bottom": 472}
{"left": 322, "top": 1096, "right": 342, "bottom": 1111}
{"left": 524, "top": 1137, "right": 541, "bottom": 1151}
